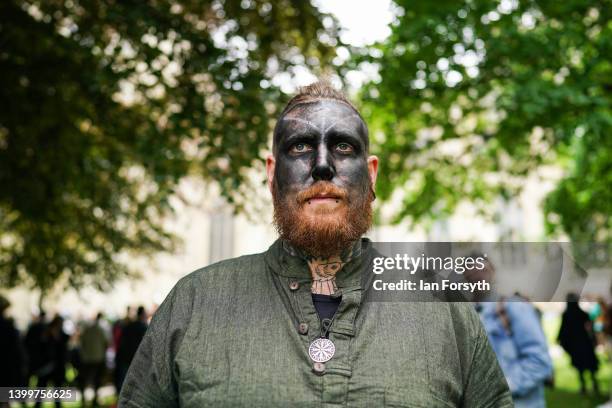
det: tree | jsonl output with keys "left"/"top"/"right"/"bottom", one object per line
{"left": 357, "top": 0, "right": 611, "bottom": 243}
{"left": 0, "top": 0, "right": 339, "bottom": 295}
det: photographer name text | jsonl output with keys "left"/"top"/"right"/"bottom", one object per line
{"left": 372, "top": 279, "right": 490, "bottom": 292}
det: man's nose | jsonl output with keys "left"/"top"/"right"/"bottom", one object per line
{"left": 311, "top": 146, "right": 335, "bottom": 181}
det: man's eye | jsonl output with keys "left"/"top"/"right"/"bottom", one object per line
{"left": 335, "top": 142, "right": 354, "bottom": 153}
{"left": 290, "top": 143, "right": 312, "bottom": 153}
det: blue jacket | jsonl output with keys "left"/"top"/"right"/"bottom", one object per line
{"left": 477, "top": 298, "right": 553, "bottom": 408}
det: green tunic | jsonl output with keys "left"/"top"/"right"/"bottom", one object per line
{"left": 119, "top": 238, "right": 513, "bottom": 407}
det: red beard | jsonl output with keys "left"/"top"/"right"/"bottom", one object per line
{"left": 272, "top": 180, "right": 374, "bottom": 258}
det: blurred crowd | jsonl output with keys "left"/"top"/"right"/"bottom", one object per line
{"left": 1, "top": 289, "right": 612, "bottom": 407}
{"left": 0, "top": 298, "right": 154, "bottom": 407}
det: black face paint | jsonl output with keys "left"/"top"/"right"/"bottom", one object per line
{"left": 273, "top": 100, "right": 370, "bottom": 201}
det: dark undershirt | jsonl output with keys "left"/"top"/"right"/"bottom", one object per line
{"left": 311, "top": 293, "right": 342, "bottom": 321}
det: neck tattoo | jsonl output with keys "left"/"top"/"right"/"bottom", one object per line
{"left": 282, "top": 240, "right": 362, "bottom": 295}
{"left": 308, "top": 258, "right": 342, "bottom": 295}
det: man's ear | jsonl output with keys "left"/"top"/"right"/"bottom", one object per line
{"left": 266, "top": 154, "right": 276, "bottom": 194}
{"left": 367, "top": 155, "right": 379, "bottom": 187}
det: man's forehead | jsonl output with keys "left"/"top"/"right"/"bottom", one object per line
{"left": 275, "top": 99, "right": 368, "bottom": 144}
{"left": 282, "top": 99, "right": 362, "bottom": 125}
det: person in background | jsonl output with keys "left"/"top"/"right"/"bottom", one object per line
{"left": 466, "top": 256, "right": 553, "bottom": 408}
{"left": 113, "top": 306, "right": 131, "bottom": 351}
{"left": 24, "top": 310, "right": 48, "bottom": 385}
{"left": 115, "top": 306, "right": 148, "bottom": 392}
{"left": 79, "top": 312, "right": 109, "bottom": 407}
{"left": 558, "top": 293, "right": 600, "bottom": 396}
{"left": 0, "top": 295, "right": 27, "bottom": 408}
{"left": 35, "top": 315, "right": 70, "bottom": 408}
{"left": 112, "top": 306, "right": 131, "bottom": 396}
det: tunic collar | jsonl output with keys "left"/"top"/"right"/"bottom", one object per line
{"left": 264, "top": 237, "right": 374, "bottom": 289}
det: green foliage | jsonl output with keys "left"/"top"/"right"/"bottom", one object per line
{"left": 358, "top": 0, "right": 611, "bottom": 241}
{"left": 0, "top": 0, "right": 339, "bottom": 292}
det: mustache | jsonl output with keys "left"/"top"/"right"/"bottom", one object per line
{"left": 295, "top": 182, "right": 349, "bottom": 204}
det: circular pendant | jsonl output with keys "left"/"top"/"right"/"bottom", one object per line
{"left": 308, "top": 338, "right": 336, "bottom": 363}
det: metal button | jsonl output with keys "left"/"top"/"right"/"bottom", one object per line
{"left": 312, "top": 362, "right": 326, "bottom": 375}
{"left": 298, "top": 323, "right": 309, "bottom": 335}
{"left": 289, "top": 280, "right": 300, "bottom": 291}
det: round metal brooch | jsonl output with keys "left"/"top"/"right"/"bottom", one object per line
{"left": 308, "top": 338, "right": 336, "bottom": 363}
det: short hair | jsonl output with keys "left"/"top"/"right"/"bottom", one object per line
{"left": 273, "top": 81, "right": 367, "bottom": 154}
{"left": 279, "top": 81, "right": 360, "bottom": 118}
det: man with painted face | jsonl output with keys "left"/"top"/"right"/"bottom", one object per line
{"left": 119, "top": 82, "right": 513, "bottom": 407}
{"left": 269, "top": 83, "right": 377, "bottom": 297}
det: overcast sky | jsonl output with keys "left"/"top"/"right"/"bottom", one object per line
{"left": 316, "top": 0, "right": 394, "bottom": 46}
{"left": 273, "top": 0, "right": 395, "bottom": 93}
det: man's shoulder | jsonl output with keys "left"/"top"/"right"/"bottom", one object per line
{"left": 430, "top": 301, "right": 478, "bottom": 322}
{"left": 181, "top": 251, "right": 268, "bottom": 282}
{"left": 143, "top": 250, "right": 273, "bottom": 339}
{"left": 446, "top": 301, "right": 483, "bottom": 334}
{"left": 164, "top": 250, "right": 270, "bottom": 302}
